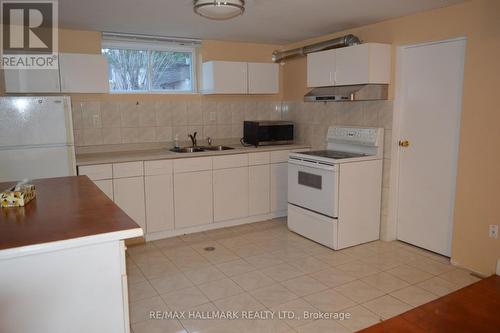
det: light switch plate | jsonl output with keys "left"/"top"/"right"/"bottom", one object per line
{"left": 489, "top": 224, "right": 498, "bottom": 239}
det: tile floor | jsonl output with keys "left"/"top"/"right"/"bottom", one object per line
{"left": 126, "top": 218, "right": 480, "bottom": 333}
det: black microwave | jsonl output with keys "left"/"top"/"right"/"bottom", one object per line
{"left": 243, "top": 121, "right": 294, "bottom": 147}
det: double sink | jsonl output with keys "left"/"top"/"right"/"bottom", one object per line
{"left": 170, "top": 145, "right": 235, "bottom": 153}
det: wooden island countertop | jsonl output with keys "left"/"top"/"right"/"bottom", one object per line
{"left": 0, "top": 176, "right": 142, "bottom": 257}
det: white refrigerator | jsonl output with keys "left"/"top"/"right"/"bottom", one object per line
{"left": 0, "top": 96, "right": 76, "bottom": 182}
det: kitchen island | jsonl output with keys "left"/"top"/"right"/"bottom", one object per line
{"left": 0, "top": 176, "right": 143, "bottom": 333}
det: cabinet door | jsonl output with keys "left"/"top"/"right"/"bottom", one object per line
{"left": 307, "top": 49, "right": 336, "bottom": 88}
{"left": 335, "top": 43, "right": 391, "bottom": 85}
{"left": 94, "top": 179, "right": 113, "bottom": 200}
{"left": 113, "top": 177, "right": 146, "bottom": 231}
{"left": 59, "top": 53, "right": 109, "bottom": 93}
{"left": 201, "top": 61, "right": 247, "bottom": 94}
{"left": 213, "top": 167, "right": 249, "bottom": 222}
{"left": 270, "top": 162, "right": 288, "bottom": 213}
{"left": 249, "top": 165, "right": 270, "bottom": 216}
{"left": 248, "top": 63, "right": 279, "bottom": 94}
{"left": 174, "top": 171, "right": 213, "bottom": 228}
{"left": 145, "top": 174, "right": 174, "bottom": 233}
{"left": 4, "top": 69, "right": 61, "bottom": 93}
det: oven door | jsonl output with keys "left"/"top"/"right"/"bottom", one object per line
{"left": 288, "top": 158, "right": 339, "bottom": 218}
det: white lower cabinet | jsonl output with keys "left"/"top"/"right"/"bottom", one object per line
{"left": 249, "top": 165, "right": 270, "bottom": 216}
{"left": 113, "top": 177, "right": 146, "bottom": 231}
{"left": 145, "top": 174, "right": 174, "bottom": 233}
{"left": 174, "top": 171, "right": 213, "bottom": 229}
{"left": 213, "top": 167, "right": 249, "bottom": 222}
{"left": 270, "top": 162, "right": 288, "bottom": 213}
{"left": 94, "top": 179, "right": 113, "bottom": 200}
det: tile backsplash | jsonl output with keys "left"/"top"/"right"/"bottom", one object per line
{"left": 72, "top": 100, "right": 283, "bottom": 147}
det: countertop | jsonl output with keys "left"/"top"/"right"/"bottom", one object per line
{"left": 76, "top": 143, "right": 310, "bottom": 166}
{"left": 0, "top": 176, "right": 142, "bottom": 255}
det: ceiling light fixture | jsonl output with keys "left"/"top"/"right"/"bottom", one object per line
{"left": 193, "top": 0, "right": 245, "bottom": 20}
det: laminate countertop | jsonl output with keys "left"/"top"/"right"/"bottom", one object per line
{"left": 76, "top": 143, "right": 310, "bottom": 166}
{"left": 0, "top": 176, "right": 142, "bottom": 257}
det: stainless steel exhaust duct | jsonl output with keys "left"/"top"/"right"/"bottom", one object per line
{"left": 272, "top": 34, "right": 361, "bottom": 62}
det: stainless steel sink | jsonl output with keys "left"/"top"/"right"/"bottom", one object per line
{"left": 170, "top": 147, "right": 205, "bottom": 153}
{"left": 201, "top": 145, "right": 235, "bottom": 151}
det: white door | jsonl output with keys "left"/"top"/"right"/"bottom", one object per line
{"left": 213, "top": 167, "right": 249, "bottom": 222}
{"left": 174, "top": 170, "right": 213, "bottom": 229}
{"left": 270, "top": 162, "right": 288, "bottom": 213}
{"left": 248, "top": 63, "right": 279, "bottom": 94}
{"left": 307, "top": 49, "right": 335, "bottom": 88}
{"left": 59, "top": 53, "right": 109, "bottom": 93}
{"left": 145, "top": 174, "right": 174, "bottom": 233}
{"left": 249, "top": 165, "right": 270, "bottom": 216}
{"left": 396, "top": 38, "right": 466, "bottom": 256}
{"left": 4, "top": 69, "right": 61, "bottom": 93}
{"left": 113, "top": 177, "right": 146, "bottom": 231}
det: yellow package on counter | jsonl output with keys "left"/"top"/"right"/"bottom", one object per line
{"left": 1, "top": 181, "right": 36, "bottom": 208}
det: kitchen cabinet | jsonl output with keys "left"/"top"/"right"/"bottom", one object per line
{"left": 59, "top": 53, "right": 109, "bottom": 93}
{"left": 94, "top": 179, "right": 114, "bottom": 200}
{"left": 174, "top": 171, "right": 213, "bottom": 229}
{"left": 213, "top": 167, "right": 249, "bottom": 222}
{"left": 249, "top": 165, "right": 270, "bottom": 215}
{"left": 307, "top": 43, "right": 391, "bottom": 88}
{"left": 4, "top": 53, "right": 109, "bottom": 93}
{"left": 78, "top": 164, "right": 113, "bottom": 200}
{"left": 4, "top": 69, "right": 61, "bottom": 93}
{"left": 307, "top": 49, "right": 336, "bottom": 88}
{"left": 270, "top": 162, "right": 288, "bottom": 213}
{"left": 201, "top": 61, "right": 248, "bottom": 94}
{"left": 248, "top": 62, "right": 279, "bottom": 94}
{"left": 113, "top": 177, "right": 146, "bottom": 231}
{"left": 144, "top": 160, "right": 174, "bottom": 233}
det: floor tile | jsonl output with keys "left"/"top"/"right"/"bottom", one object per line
{"left": 231, "top": 270, "right": 275, "bottom": 291}
{"left": 260, "top": 263, "right": 304, "bottom": 282}
{"left": 149, "top": 273, "right": 193, "bottom": 294}
{"left": 179, "top": 302, "right": 220, "bottom": 332}
{"left": 245, "top": 253, "right": 285, "bottom": 269}
{"left": 198, "top": 278, "right": 244, "bottom": 301}
{"left": 386, "top": 265, "right": 434, "bottom": 284}
{"left": 161, "top": 286, "right": 210, "bottom": 311}
{"left": 336, "top": 260, "right": 381, "bottom": 278}
{"left": 183, "top": 266, "right": 226, "bottom": 285}
{"left": 131, "top": 318, "right": 186, "bottom": 333}
{"left": 339, "top": 305, "right": 381, "bottom": 331}
{"left": 295, "top": 318, "right": 351, "bottom": 333}
{"left": 438, "top": 268, "right": 481, "bottom": 288}
{"left": 303, "top": 289, "right": 356, "bottom": 313}
{"left": 407, "top": 257, "right": 455, "bottom": 275}
{"left": 249, "top": 284, "right": 299, "bottom": 307}
{"left": 362, "top": 295, "right": 412, "bottom": 320}
{"left": 334, "top": 280, "right": 385, "bottom": 303}
{"left": 129, "top": 280, "right": 159, "bottom": 303}
{"left": 309, "top": 268, "right": 358, "bottom": 287}
{"left": 390, "top": 285, "right": 439, "bottom": 307}
{"left": 288, "top": 256, "right": 330, "bottom": 274}
{"left": 216, "top": 259, "right": 256, "bottom": 277}
{"left": 280, "top": 275, "right": 329, "bottom": 297}
{"left": 361, "top": 272, "right": 410, "bottom": 293}
{"left": 139, "top": 262, "right": 181, "bottom": 280}
{"left": 128, "top": 265, "right": 147, "bottom": 285}
{"left": 416, "top": 276, "right": 462, "bottom": 296}
{"left": 315, "top": 252, "right": 356, "bottom": 266}
{"left": 360, "top": 254, "right": 403, "bottom": 271}
{"left": 271, "top": 299, "right": 319, "bottom": 328}
{"left": 213, "top": 292, "right": 265, "bottom": 312}
{"left": 129, "top": 296, "right": 169, "bottom": 324}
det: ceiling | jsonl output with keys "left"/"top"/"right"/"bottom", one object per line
{"left": 59, "top": 0, "right": 465, "bottom": 44}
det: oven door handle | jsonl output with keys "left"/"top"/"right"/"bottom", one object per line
{"left": 288, "top": 158, "right": 337, "bottom": 171}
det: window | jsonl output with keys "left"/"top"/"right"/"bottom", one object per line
{"left": 102, "top": 36, "right": 198, "bottom": 93}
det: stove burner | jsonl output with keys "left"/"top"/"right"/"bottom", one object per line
{"left": 300, "top": 150, "right": 368, "bottom": 159}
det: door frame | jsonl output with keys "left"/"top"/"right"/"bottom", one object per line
{"left": 386, "top": 37, "right": 467, "bottom": 244}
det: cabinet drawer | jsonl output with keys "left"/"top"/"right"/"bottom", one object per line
{"left": 173, "top": 157, "right": 212, "bottom": 173}
{"left": 144, "top": 160, "right": 173, "bottom": 176}
{"left": 78, "top": 164, "right": 112, "bottom": 180}
{"left": 248, "top": 152, "right": 270, "bottom": 166}
{"left": 212, "top": 154, "right": 248, "bottom": 169}
{"left": 270, "top": 150, "right": 290, "bottom": 163}
{"left": 113, "top": 161, "right": 144, "bottom": 178}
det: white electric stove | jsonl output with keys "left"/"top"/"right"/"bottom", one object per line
{"left": 287, "top": 126, "right": 384, "bottom": 250}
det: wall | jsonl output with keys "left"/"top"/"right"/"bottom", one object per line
{"left": 281, "top": 0, "right": 500, "bottom": 275}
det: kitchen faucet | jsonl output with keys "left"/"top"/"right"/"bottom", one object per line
{"left": 188, "top": 132, "right": 198, "bottom": 148}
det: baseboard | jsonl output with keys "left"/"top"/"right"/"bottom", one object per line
{"left": 497, "top": 259, "right": 500, "bottom": 276}
{"left": 145, "top": 211, "right": 287, "bottom": 241}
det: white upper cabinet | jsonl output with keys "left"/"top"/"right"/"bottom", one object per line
{"left": 4, "top": 53, "right": 109, "bottom": 93}
{"left": 59, "top": 53, "right": 109, "bottom": 93}
{"left": 307, "top": 43, "right": 391, "bottom": 87}
{"left": 248, "top": 62, "right": 279, "bottom": 94}
{"left": 4, "top": 69, "right": 61, "bottom": 93}
{"left": 201, "top": 61, "right": 248, "bottom": 94}
{"left": 307, "top": 49, "right": 336, "bottom": 88}
{"left": 202, "top": 61, "right": 279, "bottom": 95}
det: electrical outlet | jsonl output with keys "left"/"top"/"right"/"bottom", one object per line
{"left": 489, "top": 225, "right": 498, "bottom": 239}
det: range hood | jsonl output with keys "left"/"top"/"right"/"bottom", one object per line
{"left": 304, "top": 84, "right": 388, "bottom": 102}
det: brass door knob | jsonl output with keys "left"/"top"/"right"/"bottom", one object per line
{"left": 399, "top": 140, "right": 410, "bottom": 147}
